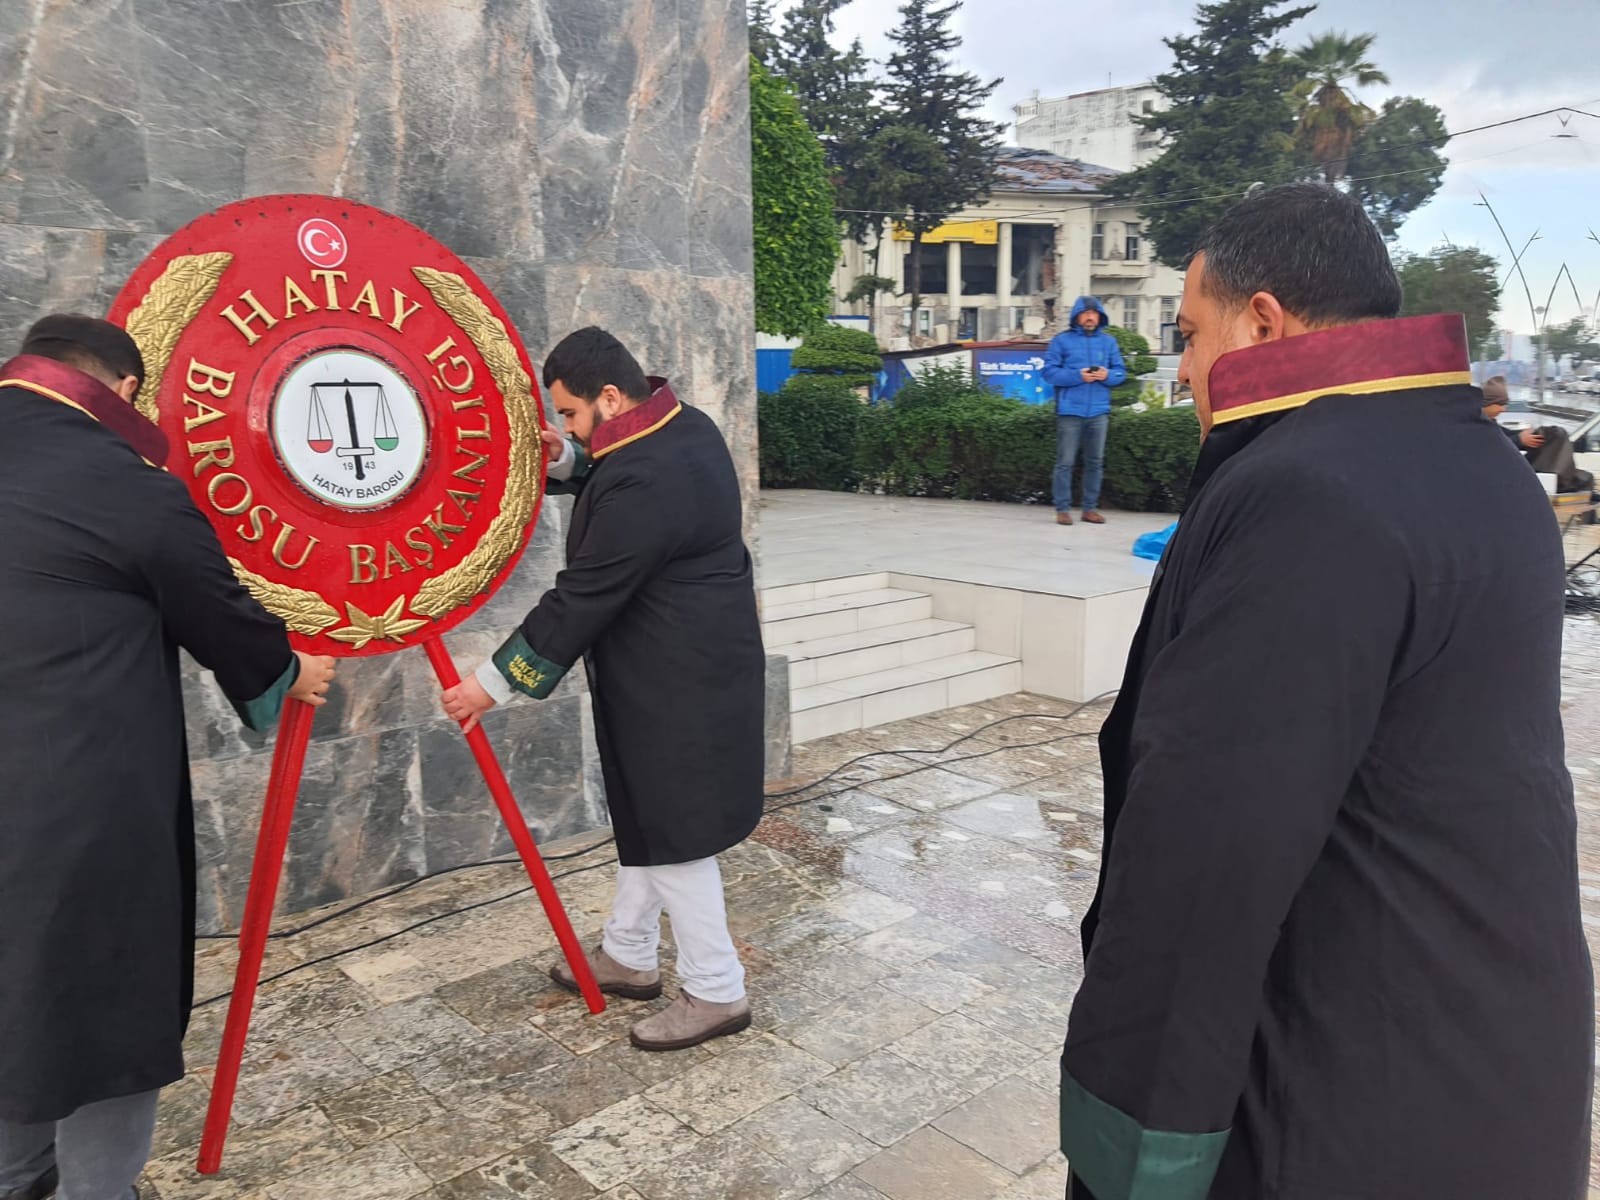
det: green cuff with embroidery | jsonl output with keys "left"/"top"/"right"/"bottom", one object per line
{"left": 1060, "top": 1065, "right": 1229, "bottom": 1200}
{"left": 491, "top": 631, "right": 568, "bottom": 700}
{"left": 230, "top": 656, "right": 298, "bottom": 733}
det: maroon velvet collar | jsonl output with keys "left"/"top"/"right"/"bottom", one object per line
{"left": 1208, "top": 314, "right": 1473, "bottom": 426}
{"left": 588, "top": 378, "right": 683, "bottom": 460}
{"left": 0, "top": 354, "right": 170, "bottom": 467}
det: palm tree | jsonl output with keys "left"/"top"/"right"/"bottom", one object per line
{"left": 1294, "top": 32, "right": 1390, "bottom": 183}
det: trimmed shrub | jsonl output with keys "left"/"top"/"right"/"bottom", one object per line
{"left": 757, "top": 361, "right": 1199, "bottom": 512}
{"left": 1101, "top": 405, "right": 1202, "bottom": 511}
{"left": 758, "top": 378, "right": 864, "bottom": 490}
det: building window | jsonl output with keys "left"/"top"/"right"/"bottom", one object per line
{"left": 1141, "top": 99, "right": 1155, "bottom": 114}
{"left": 1160, "top": 296, "right": 1177, "bottom": 327}
{"left": 1125, "top": 226, "right": 1142, "bottom": 262}
{"left": 915, "top": 243, "right": 949, "bottom": 294}
{"left": 961, "top": 243, "right": 999, "bottom": 295}
{"left": 1122, "top": 296, "right": 1139, "bottom": 329}
{"left": 1091, "top": 222, "right": 1105, "bottom": 261}
{"left": 1012, "top": 306, "right": 1029, "bottom": 332}
{"left": 917, "top": 308, "right": 933, "bottom": 337}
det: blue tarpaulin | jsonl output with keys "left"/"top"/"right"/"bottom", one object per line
{"left": 756, "top": 348, "right": 795, "bottom": 394}
{"left": 1132, "top": 522, "right": 1177, "bottom": 562}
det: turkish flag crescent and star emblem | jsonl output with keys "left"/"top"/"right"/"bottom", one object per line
{"left": 108, "top": 194, "right": 549, "bottom": 657}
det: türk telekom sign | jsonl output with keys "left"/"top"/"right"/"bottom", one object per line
{"left": 109, "top": 195, "right": 548, "bottom": 656}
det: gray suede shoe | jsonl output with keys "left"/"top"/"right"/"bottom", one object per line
{"left": 630, "top": 990, "right": 752, "bottom": 1051}
{"left": 549, "top": 945, "right": 662, "bottom": 1001}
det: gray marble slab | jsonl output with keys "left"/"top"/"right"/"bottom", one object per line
{"left": 0, "top": 0, "right": 771, "bottom": 931}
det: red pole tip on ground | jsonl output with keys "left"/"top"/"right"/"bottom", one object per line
{"left": 425, "top": 637, "right": 606, "bottom": 1014}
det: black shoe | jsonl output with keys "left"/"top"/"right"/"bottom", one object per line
{"left": 1, "top": 1164, "right": 59, "bottom": 1200}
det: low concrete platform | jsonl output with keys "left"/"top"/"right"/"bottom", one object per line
{"left": 758, "top": 492, "right": 1172, "bottom": 711}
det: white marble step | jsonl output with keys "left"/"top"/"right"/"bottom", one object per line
{"left": 760, "top": 573, "right": 890, "bottom": 610}
{"left": 760, "top": 587, "right": 933, "bottom": 645}
{"left": 791, "top": 651, "right": 1022, "bottom": 744}
{"left": 769, "top": 618, "right": 976, "bottom": 689}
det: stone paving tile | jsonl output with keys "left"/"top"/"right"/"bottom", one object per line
{"left": 643, "top": 1033, "right": 836, "bottom": 1135}
{"left": 733, "top": 1095, "right": 882, "bottom": 1189}
{"left": 996, "top": 1155, "right": 1072, "bottom": 1199}
{"left": 331, "top": 997, "right": 486, "bottom": 1073}
{"left": 592, "top": 1035, "right": 716, "bottom": 1089}
{"left": 433, "top": 956, "right": 561, "bottom": 1033}
{"left": 337, "top": 946, "right": 449, "bottom": 1005}
{"left": 878, "top": 958, "right": 998, "bottom": 1015}
{"left": 548, "top": 1094, "right": 702, "bottom": 1192}
{"left": 628, "top": 1129, "right": 816, "bottom": 1199}
{"left": 845, "top": 913, "right": 976, "bottom": 969}
{"left": 264, "top": 1140, "right": 434, "bottom": 1200}
{"left": 934, "top": 1077, "right": 1060, "bottom": 1175}
{"left": 143, "top": 1105, "right": 353, "bottom": 1198}
{"left": 527, "top": 1053, "right": 641, "bottom": 1127}
{"left": 233, "top": 1028, "right": 374, "bottom": 1125}
{"left": 319, "top": 1069, "right": 447, "bottom": 1148}
{"left": 858, "top": 766, "right": 998, "bottom": 812}
{"left": 804, "top": 1177, "right": 894, "bottom": 1200}
{"left": 781, "top": 984, "right": 941, "bottom": 1064}
{"left": 800, "top": 1049, "right": 971, "bottom": 1148}
{"left": 886, "top": 1012, "right": 1040, "bottom": 1100}
{"left": 528, "top": 988, "right": 652, "bottom": 1055}
{"left": 248, "top": 967, "right": 381, "bottom": 1046}
{"left": 772, "top": 786, "right": 922, "bottom": 843}
{"left": 432, "top": 1145, "right": 597, "bottom": 1200}
{"left": 391, "top": 1104, "right": 557, "bottom": 1183}
{"left": 852, "top": 1127, "right": 1017, "bottom": 1199}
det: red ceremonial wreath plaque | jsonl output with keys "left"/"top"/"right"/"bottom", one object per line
{"left": 109, "top": 196, "right": 603, "bottom": 1175}
{"left": 109, "top": 194, "right": 547, "bottom": 656}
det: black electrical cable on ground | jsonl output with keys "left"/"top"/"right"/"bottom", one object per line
{"left": 190, "top": 695, "right": 1116, "bottom": 1009}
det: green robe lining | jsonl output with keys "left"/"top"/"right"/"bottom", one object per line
{"left": 1060, "top": 1064, "right": 1230, "bottom": 1200}
{"left": 229, "top": 656, "right": 298, "bottom": 732}
{"left": 492, "top": 630, "right": 568, "bottom": 700}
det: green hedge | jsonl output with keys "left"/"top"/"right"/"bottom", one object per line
{"left": 758, "top": 377, "right": 864, "bottom": 490}
{"left": 758, "top": 365, "right": 1200, "bottom": 513}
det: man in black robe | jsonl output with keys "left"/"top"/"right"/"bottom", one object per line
{"left": 0, "top": 315, "right": 335, "bottom": 1200}
{"left": 1060, "top": 186, "right": 1592, "bottom": 1199}
{"left": 443, "top": 327, "right": 764, "bottom": 1051}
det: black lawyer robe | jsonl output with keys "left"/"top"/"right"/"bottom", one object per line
{"left": 493, "top": 382, "right": 765, "bottom": 866}
{"left": 1062, "top": 317, "right": 1593, "bottom": 1199}
{"left": 0, "top": 365, "right": 293, "bottom": 1124}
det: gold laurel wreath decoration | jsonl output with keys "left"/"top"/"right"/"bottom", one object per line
{"left": 123, "top": 251, "right": 234, "bottom": 423}
{"left": 227, "top": 558, "right": 341, "bottom": 635}
{"left": 407, "top": 266, "right": 543, "bottom": 619}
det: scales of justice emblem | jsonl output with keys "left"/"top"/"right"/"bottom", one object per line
{"left": 272, "top": 347, "right": 429, "bottom": 509}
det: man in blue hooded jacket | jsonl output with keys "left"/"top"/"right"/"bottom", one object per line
{"left": 1042, "top": 296, "right": 1127, "bottom": 524}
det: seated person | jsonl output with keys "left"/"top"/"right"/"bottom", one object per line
{"left": 1482, "top": 375, "right": 1594, "bottom": 496}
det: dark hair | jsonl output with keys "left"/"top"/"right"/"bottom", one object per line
{"left": 541, "top": 327, "right": 650, "bottom": 402}
{"left": 1191, "top": 183, "right": 1402, "bottom": 326}
{"left": 20, "top": 313, "right": 146, "bottom": 387}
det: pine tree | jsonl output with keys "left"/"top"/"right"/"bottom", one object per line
{"left": 1110, "top": 0, "right": 1313, "bottom": 269}
{"left": 747, "top": 0, "right": 780, "bottom": 67}
{"left": 878, "top": 0, "right": 1004, "bottom": 320}
{"left": 773, "top": 0, "right": 878, "bottom": 168}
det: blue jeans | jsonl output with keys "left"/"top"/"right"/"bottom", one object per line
{"left": 1054, "top": 413, "right": 1108, "bottom": 512}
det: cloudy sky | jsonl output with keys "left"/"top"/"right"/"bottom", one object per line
{"left": 789, "top": 0, "right": 1599, "bottom": 333}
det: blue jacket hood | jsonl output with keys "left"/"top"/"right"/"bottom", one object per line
{"left": 1070, "top": 295, "right": 1109, "bottom": 329}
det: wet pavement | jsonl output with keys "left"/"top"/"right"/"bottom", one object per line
{"left": 140, "top": 617, "right": 1600, "bottom": 1199}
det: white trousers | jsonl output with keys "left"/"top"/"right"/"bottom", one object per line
{"left": 601, "top": 857, "right": 746, "bottom": 1004}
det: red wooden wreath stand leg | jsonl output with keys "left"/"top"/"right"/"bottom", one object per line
{"left": 197, "top": 641, "right": 604, "bottom": 1173}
